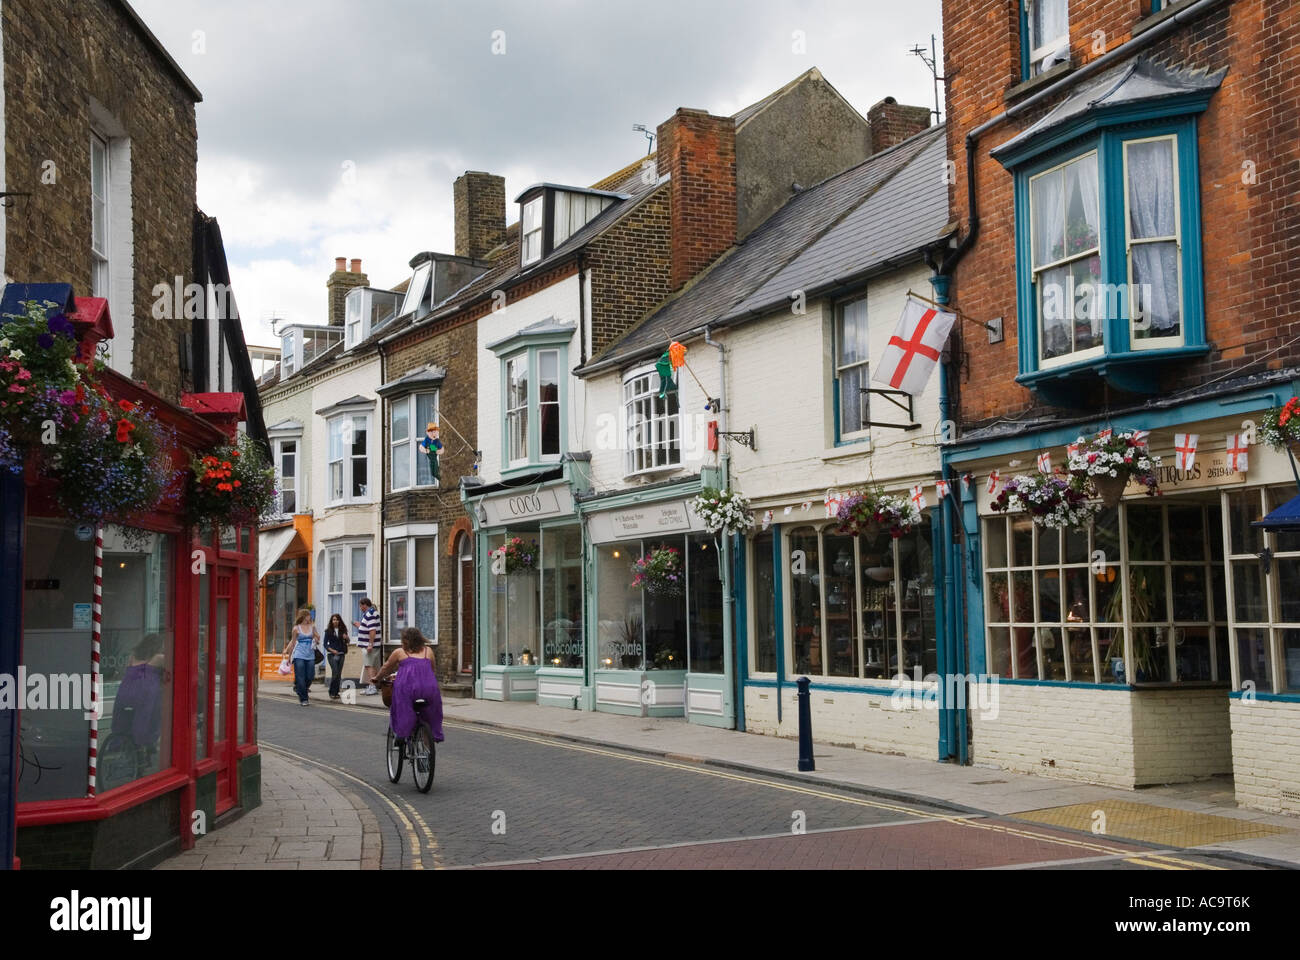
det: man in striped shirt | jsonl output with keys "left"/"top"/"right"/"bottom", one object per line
{"left": 354, "top": 599, "right": 382, "bottom": 695}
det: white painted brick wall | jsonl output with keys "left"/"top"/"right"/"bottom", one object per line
{"left": 972, "top": 684, "right": 1233, "bottom": 788}
{"left": 1230, "top": 699, "right": 1300, "bottom": 816}
{"left": 744, "top": 686, "right": 939, "bottom": 759}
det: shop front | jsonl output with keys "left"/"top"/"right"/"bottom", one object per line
{"left": 582, "top": 482, "right": 728, "bottom": 723}
{"left": 7, "top": 370, "right": 261, "bottom": 869}
{"left": 257, "top": 516, "right": 312, "bottom": 680}
{"left": 949, "top": 386, "right": 1300, "bottom": 808}
{"left": 468, "top": 476, "right": 583, "bottom": 704}
{"left": 741, "top": 492, "right": 944, "bottom": 758}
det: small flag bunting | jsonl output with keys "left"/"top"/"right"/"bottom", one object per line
{"left": 1174, "top": 433, "right": 1198, "bottom": 472}
{"left": 935, "top": 479, "right": 950, "bottom": 500}
{"left": 1037, "top": 452, "right": 1051, "bottom": 474}
{"left": 1226, "top": 433, "right": 1250, "bottom": 472}
{"left": 986, "top": 470, "right": 1000, "bottom": 495}
{"left": 910, "top": 484, "right": 926, "bottom": 511}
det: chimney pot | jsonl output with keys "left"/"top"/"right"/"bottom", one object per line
{"left": 334, "top": 257, "right": 346, "bottom": 273}
{"left": 350, "top": 258, "right": 362, "bottom": 274}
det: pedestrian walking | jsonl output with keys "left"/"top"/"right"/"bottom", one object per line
{"left": 353, "top": 598, "right": 382, "bottom": 695}
{"left": 323, "top": 613, "right": 349, "bottom": 700}
{"left": 283, "top": 608, "right": 319, "bottom": 705}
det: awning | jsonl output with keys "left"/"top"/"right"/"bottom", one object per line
{"left": 1252, "top": 493, "right": 1300, "bottom": 531}
{"left": 257, "top": 526, "right": 298, "bottom": 580}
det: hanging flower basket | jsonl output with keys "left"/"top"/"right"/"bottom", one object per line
{"left": 1067, "top": 430, "right": 1160, "bottom": 507}
{"left": 0, "top": 299, "right": 84, "bottom": 473}
{"left": 186, "top": 435, "right": 277, "bottom": 529}
{"left": 491, "top": 537, "right": 538, "bottom": 575}
{"left": 690, "top": 486, "right": 754, "bottom": 536}
{"left": 631, "top": 544, "right": 683, "bottom": 596}
{"left": 990, "top": 471, "right": 1099, "bottom": 531}
{"left": 833, "top": 488, "right": 921, "bottom": 539}
{"left": 45, "top": 385, "right": 178, "bottom": 533}
{"left": 1261, "top": 398, "right": 1300, "bottom": 460}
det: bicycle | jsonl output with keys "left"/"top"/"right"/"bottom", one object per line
{"left": 381, "top": 680, "right": 435, "bottom": 793}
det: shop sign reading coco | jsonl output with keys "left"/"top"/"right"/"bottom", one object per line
{"left": 480, "top": 486, "right": 574, "bottom": 527}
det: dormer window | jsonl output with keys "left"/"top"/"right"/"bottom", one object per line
{"left": 517, "top": 185, "right": 620, "bottom": 269}
{"left": 278, "top": 324, "right": 344, "bottom": 377}
{"left": 399, "top": 261, "right": 433, "bottom": 319}
{"left": 346, "top": 287, "right": 404, "bottom": 349}
{"left": 281, "top": 332, "right": 295, "bottom": 376}
{"left": 521, "top": 196, "right": 544, "bottom": 266}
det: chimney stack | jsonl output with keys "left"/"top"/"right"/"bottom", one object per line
{"left": 326, "top": 256, "right": 369, "bottom": 327}
{"left": 657, "top": 108, "right": 737, "bottom": 291}
{"left": 867, "top": 97, "right": 931, "bottom": 154}
{"left": 454, "top": 171, "right": 507, "bottom": 260}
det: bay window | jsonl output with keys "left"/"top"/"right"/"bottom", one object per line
{"left": 1124, "top": 135, "right": 1183, "bottom": 346}
{"left": 390, "top": 391, "right": 439, "bottom": 490}
{"left": 624, "top": 366, "right": 681, "bottom": 476}
{"left": 488, "top": 326, "right": 571, "bottom": 471}
{"left": 1030, "top": 151, "right": 1102, "bottom": 366}
{"left": 506, "top": 354, "right": 529, "bottom": 466}
{"left": 325, "top": 542, "right": 370, "bottom": 625}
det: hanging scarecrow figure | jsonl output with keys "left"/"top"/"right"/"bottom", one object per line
{"left": 655, "top": 350, "right": 677, "bottom": 399}
{"left": 419, "top": 422, "right": 443, "bottom": 481}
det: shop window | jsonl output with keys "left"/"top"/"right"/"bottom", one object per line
{"left": 387, "top": 535, "right": 437, "bottom": 642}
{"left": 624, "top": 367, "right": 681, "bottom": 477}
{"left": 786, "top": 521, "right": 936, "bottom": 681}
{"left": 264, "top": 555, "right": 309, "bottom": 659}
{"left": 751, "top": 531, "right": 778, "bottom": 674}
{"left": 542, "top": 526, "right": 584, "bottom": 669}
{"left": 1226, "top": 486, "right": 1300, "bottom": 694}
{"left": 326, "top": 543, "right": 370, "bottom": 624}
{"left": 327, "top": 414, "right": 370, "bottom": 504}
{"left": 196, "top": 566, "right": 209, "bottom": 761}
{"left": 983, "top": 499, "right": 1228, "bottom": 685}
{"left": 390, "top": 391, "right": 440, "bottom": 491}
{"left": 688, "top": 535, "right": 725, "bottom": 674}
{"left": 834, "top": 296, "right": 870, "bottom": 442}
{"left": 597, "top": 541, "right": 643, "bottom": 669}
{"left": 487, "top": 531, "right": 540, "bottom": 665}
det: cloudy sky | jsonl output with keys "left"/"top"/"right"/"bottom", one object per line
{"left": 131, "top": 0, "right": 944, "bottom": 349}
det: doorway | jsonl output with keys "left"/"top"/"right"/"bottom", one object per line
{"left": 458, "top": 533, "right": 474, "bottom": 675}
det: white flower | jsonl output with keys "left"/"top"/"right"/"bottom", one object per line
{"left": 9, "top": 349, "right": 23, "bottom": 361}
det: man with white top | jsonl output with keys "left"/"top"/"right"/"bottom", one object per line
{"left": 353, "top": 598, "right": 382, "bottom": 695}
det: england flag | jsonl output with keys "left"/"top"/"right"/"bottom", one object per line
{"left": 873, "top": 296, "right": 957, "bottom": 397}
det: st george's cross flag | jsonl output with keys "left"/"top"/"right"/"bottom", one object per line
{"left": 1174, "top": 434, "right": 1199, "bottom": 472}
{"left": 986, "top": 470, "right": 1001, "bottom": 495}
{"left": 873, "top": 296, "right": 957, "bottom": 396}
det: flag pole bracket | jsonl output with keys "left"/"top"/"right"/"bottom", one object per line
{"left": 718, "top": 428, "right": 757, "bottom": 451}
{"left": 862, "top": 388, "right": 922, "bottom": 431}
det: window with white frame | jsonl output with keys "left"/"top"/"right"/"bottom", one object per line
{"left": 325, "top": 543, "right": 370, "bottom": 625}
{"left": 1030, "top": 150, "right": 1102, "bottom": 366}
{"left": 327, "top": 414, "right": 370, "bottom": 504}
{"left": 1124, "top": 135, "right": 1183, "bottom": 346}
{"left": 1226, "top": 486, "right": 1300, "bottom": 695}
{"left": 91, "top": 132, "right": 110, "bottom": 298}
{"left": 835, "top": 296, "right": 870, "bottom": 440}
{"left": 521, "top": 196, "right": 544, "bottom": 266}
{"left": 538, "top": 349, "right": 560, "bottom": 458}
{"left": 390, "top": 391, "right": 439, "bottom": 491}
{"left": 552, "top": 190, "right": 613, "bottom": 248}
{"left": 398, "top": 262, "right": 432, "bottom": 319}
{"left": 624, "top": 367, "right": 681, "bottom": 476}
{"left": 274, "top": 438, "right": 299, "bottom": 515}
{"left": 387, "top": 534, "right": 437, "bottom": 642}
{"left": 505, "top": 355, "right": 529, "bottom": 466}
{"left": 281, "top": 332, "right": 295, "bottom": 377}
{"left": 345, "top": 288, "right": 364, "bottom": 347}
{"left": 1025, "top": 0, "right": 1069, "bottom": 78}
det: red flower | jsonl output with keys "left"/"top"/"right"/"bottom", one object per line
{"left": 233, "top": 480, "right": 241, "bottom": 488}
{"left": 118, "top": 399, "right": 135, "bottom": 413}
{"left": 221, "top": 461, "right": 231, "bottom": 470}
{"left": 231, "top": 450, "right": 240, "bottom": 457}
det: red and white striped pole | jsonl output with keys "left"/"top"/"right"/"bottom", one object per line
{"left": 87, "top": 526, "right": 103, "bottom": 797}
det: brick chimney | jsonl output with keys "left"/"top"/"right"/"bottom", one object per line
{"left": 454, "top": 171, "right": 507, "bottom": 260}
{"left": 867, "top": 97, "right": 932, "bottom": 153}
{"left": 326, "top": 256, "right": 369, "bottom": 327}
{"left": 657, "top": 108, "right": 737, "bottom": 291}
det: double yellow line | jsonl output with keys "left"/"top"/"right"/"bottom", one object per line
{"left": 263, "top": 743, "right": 443, "bottom": 870}
{"left": 444, "top": 721, "right": 1219, "bottom": 870}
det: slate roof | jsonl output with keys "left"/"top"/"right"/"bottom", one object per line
{"left": 992, "top": 56, "right": 1226, "bottom": 160}
{"left": 583, "top": 123, "right": 951, "bottom": 373}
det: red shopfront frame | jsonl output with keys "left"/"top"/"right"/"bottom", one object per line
{"left": 14, "top": 370, "right": 259, "bottom": 851}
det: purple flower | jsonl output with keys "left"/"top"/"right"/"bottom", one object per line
{"left": 57, "top": 390, "right": 76, "bottom": 407}
{"left": 47, "top": 313, "right": 75, "bottom": 338}
{"left": 37, "top": 333, "right": 54, "bottom": 350}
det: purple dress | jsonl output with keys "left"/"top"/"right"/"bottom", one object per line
{"left": 390, "top": 653, "right": 444, "bottom": 742}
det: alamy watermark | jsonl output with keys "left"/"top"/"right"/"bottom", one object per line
{"left": 0, "top": 668, "right": 100, "bottom": 719}
{"left": 889, "top": 670, "right": 1000, "bottom": 718}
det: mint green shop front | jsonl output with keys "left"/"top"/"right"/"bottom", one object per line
{"left": 463, "top": 467, "right": 737, "bottom": 726}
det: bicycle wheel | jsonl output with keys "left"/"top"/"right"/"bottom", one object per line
{"left": 385, "top": 727, "right": 403, "bottom": 783}
{"left": 410, "top": 723, "right": 435, "bottom": 793}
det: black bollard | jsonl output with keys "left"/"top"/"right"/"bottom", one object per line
{"left": 796, "top": 676, "right": 815, "bottom": 771}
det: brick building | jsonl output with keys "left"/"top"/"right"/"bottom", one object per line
{"left": 1, "top": 0, "right": 266, "bottom": 868}
{"left": 935, "top": 0, "right": 1300, "bottom": 811}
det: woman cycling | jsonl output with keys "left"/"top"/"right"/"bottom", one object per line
{"left": 282, "top": 608, "right": 319, "bottom": 705}
{"left": 372, "top": 627, "right": 444, "bottom": 745}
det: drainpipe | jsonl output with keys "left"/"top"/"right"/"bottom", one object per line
{"left": 703, "top": 326, "right": 737, "bottom": 729}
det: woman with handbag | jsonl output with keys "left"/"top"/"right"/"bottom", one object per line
{"left": 323, "top": 614, "right": 349, "bottom": 700}
{"left": 282, "top": 608, "right": 320, "bottom": 705}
